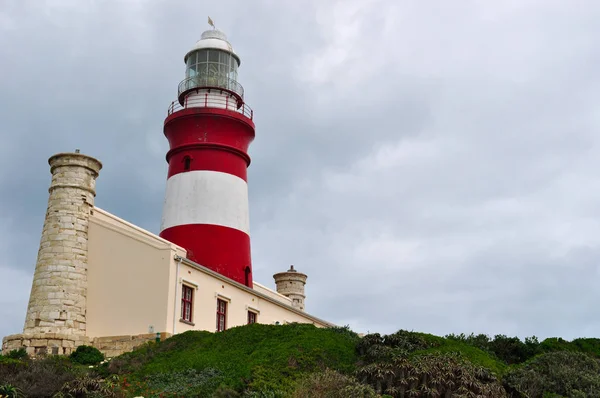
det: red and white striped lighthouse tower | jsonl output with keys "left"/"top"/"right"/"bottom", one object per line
{"left": 160, "top": 25, "right": 255, "bottom": 287}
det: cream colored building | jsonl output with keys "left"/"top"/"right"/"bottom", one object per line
{"left": 1, "top": 152, "right": 333, "bottom": 357}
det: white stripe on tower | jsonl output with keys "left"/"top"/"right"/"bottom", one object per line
{"left": 160, "top": 170, "right": 250, "bottom": 234}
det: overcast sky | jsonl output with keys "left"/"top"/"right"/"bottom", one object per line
{"left": 2, "top": 0, "right": 600, "bottom": 342}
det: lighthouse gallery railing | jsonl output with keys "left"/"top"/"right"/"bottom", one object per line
{"left": 178, "top": 75, "right": 244, "bottom": 100}
{"left": 167, "top": 94, "right": 254, "bottom": 121}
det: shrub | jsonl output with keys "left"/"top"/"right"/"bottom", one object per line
{"left": 137, "top": 368, "right": 224, "bottom": 397}
{"left": 489, "top": 334, "right": 537, "bottom": 364}
{"left": 446, "top": 333, "right": 542, "bottom": 365}
{"left": 212, "top": 386, "right": 241, "bottom": 397}
{"left": 0, "top": 357, "right": 24, "bottom": 366}
{"left": 356, "top": 352, "right": 506, "bottom": 396}
{"left": 357, "top": 330, "right": 438, "bottom": 359}
{"left": 328, "top": 325, "right": 361, "bottom": 342}
{"left": 243, "top": 365, "right": 295, "bottom": 396}
{"left": 4, "top": 348, "right": 28, "bottom": 361}
{"left": 108, "top": 323, "right": 359, "bottom": 396}
{"left": 360, "top": 329, "right": 506, "bottom": 376}
{"left": 242, "top": 391, "right": 286, "bottom": 398}
{"left": 69, "top": 345, "right": 104, "bottom": 365}
{"left": 53, "top": 374, "right": 117, "bottom": 398}
{"left": 0, "top": 383, "right": 22, "bottom": 398}
{"left": 0, "top": 356, "right": 82, "bottom": 397}
{"left": 292, "top": 368, "right": 377, "bottom": 398}
{"left": 503, "top": 351, "right": 600, "bottom": 397}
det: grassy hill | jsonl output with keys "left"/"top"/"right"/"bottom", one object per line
{"left": 103, "top": 324, "right": 511, "bottom": 396}
{"left": 106, "top": 323, "right": 360, "bottom": 396}
{"left": 3, "top": 324, "right": 600, "bottom": 397}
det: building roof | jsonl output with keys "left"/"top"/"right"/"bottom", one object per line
{"left": 184, "top": 29, "right": 241, "bottom": 66}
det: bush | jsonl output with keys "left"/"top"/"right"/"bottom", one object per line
{"left": 53, "top": 374, "right": 117, "bottom": 398}
{"left": 0, "top": 357, "right": 24, "bottom": 366}
{"left": 355, "top": 331, "right": 507, "bottom": 397}
{"left": 69, "top": 345, "right": 104, "bottom": 365}
{"left": 0, "top": 383, "right": 22, "bottom": 398}
{"left": 327, "top": 325, "right": 361, "bottom": 342}
{"left": 356, "top": 352, "right": 506, "bottom": 396}
{"left": 361, "top": 330, "right": 507, "bottom": 376}
{"left": 212, "top": 386, "right": 241, "bottom": 397}
{"left": 356, "top": 330, "right": 437, "bottom": 359}
{"left": 3, "top": 348, "right": 28, "bottom": 361}
{"left": 292, "top": 368, "right": 377, "bottom": 398}
{"left": 137, "top": 368, "right": 224, "bottom": 397}
{"left": 503, "top": 351, "right": 600, "bottom": 397}
{"left": 108, "top": 323, "right": 359, "bottom": 396}
{"left": 242, "top": 391, "right": 286, "bottom": 398}
{"left": 446, "top": 333, "right": 542, "bottom": 365}
{"left": 0, "top": 356, "right": 83, "bottom": 397}
{"left": 489, "top": 334, "right": 539, "bottom": 364}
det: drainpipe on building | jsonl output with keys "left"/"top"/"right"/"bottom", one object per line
{"left": 173, "top": 255, "right": 182, "bottom": 335}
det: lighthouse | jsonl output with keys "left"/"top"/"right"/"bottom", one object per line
{"left": 159, "top": 26, "right": 255, "bottom": 287}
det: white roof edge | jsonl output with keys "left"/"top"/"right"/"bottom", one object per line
{"left": 253, "top": 281, "right": 293, "bottom": 302}
{"left": 92, "top": 206, "right": 187, "bottom": 253}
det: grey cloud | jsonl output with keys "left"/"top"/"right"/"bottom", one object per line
{"left": 2, "top": 0, "right": 600, "bottom": 343}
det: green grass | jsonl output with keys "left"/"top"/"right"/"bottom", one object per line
{"left": 410, "top": 332, "right": 508, "bottom": 376}
{"left": 5, "top": 325, "right": 600, "bottom": 397}
{"left": 110, "top": 323, "right": 359, "bottom": 395}
{"left": 107, "top": 325, "right": 531, "bottom": 396}
{"left": 540, "top": 337, "right": 600, "bottom": 357}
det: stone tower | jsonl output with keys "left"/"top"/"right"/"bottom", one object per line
{"left": 8, "top": 151, "right": 102, "bottom": 354}
{"left": 273, "top": 265, "right": 307, "bottom": 311}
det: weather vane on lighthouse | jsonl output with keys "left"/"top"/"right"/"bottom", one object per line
{"left": 208, "top": 16, "right": 216, "bottom": 29}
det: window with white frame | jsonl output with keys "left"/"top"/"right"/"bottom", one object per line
{"left": 216, "top": 298, "right": 227, "bottom": 332}
{"left": 181, "top": 285, "right": 194, "bottom": 323}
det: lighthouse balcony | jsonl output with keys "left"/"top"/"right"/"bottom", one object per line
{"left": 178, "top": 75, "right": 244, "bottom": 103}
{"left": 167, "top": 90, "right": 254, "bottom": 121}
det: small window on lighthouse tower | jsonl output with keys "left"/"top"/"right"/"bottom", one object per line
{"left": 184, "top": 156, "right": 191, "bottom": 171}
{"left": 244, "top": 266, "right": 251, "bottom": 287}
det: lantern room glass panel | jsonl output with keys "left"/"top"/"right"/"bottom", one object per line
{"left": 184, "top": 49, "right": 240, "bottom": 94}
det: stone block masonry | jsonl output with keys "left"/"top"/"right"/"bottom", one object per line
{"left": 17, "top": 152, "right": 102, "bottom": 353}
{"left": 2, "top": 333, "right": 89, "bottom": 356}
{"left": 273, "top": 265, "right": 308, "bottom": 311}
{"left": 90, "top": 332, "right": 172, "bottom": 358}
{"left": 2, "top": 332, "right": 172, "bottom": 357}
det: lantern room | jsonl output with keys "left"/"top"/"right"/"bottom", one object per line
{"left": 179, "top": 29, "right": 244, "bottom": 105}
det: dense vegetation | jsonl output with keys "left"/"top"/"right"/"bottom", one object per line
{"left": 106, "top": 324, "right": 359, "bottom": 396}
{"left": 2, "top": 324, "right": 600, "bottom": 397}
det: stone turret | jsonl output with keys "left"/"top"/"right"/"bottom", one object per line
{"left": 3, "top": 151, "right": 101, "bottom": 355}
{"left": 273, "top": 265, "right": 307, "bottom": 311}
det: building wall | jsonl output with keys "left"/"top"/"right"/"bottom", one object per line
{"left": 86, "top": 207, "right": 332, "bottom": 339}
{"left": 86, "top": 207, "right": 187, "bottom": 338}
{"left": 170, "top": 260, "right": 332, "bottom": 333}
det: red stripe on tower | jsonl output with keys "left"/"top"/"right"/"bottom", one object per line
{"left": 159, "top": 28, "right": 256, "bottom": 288}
